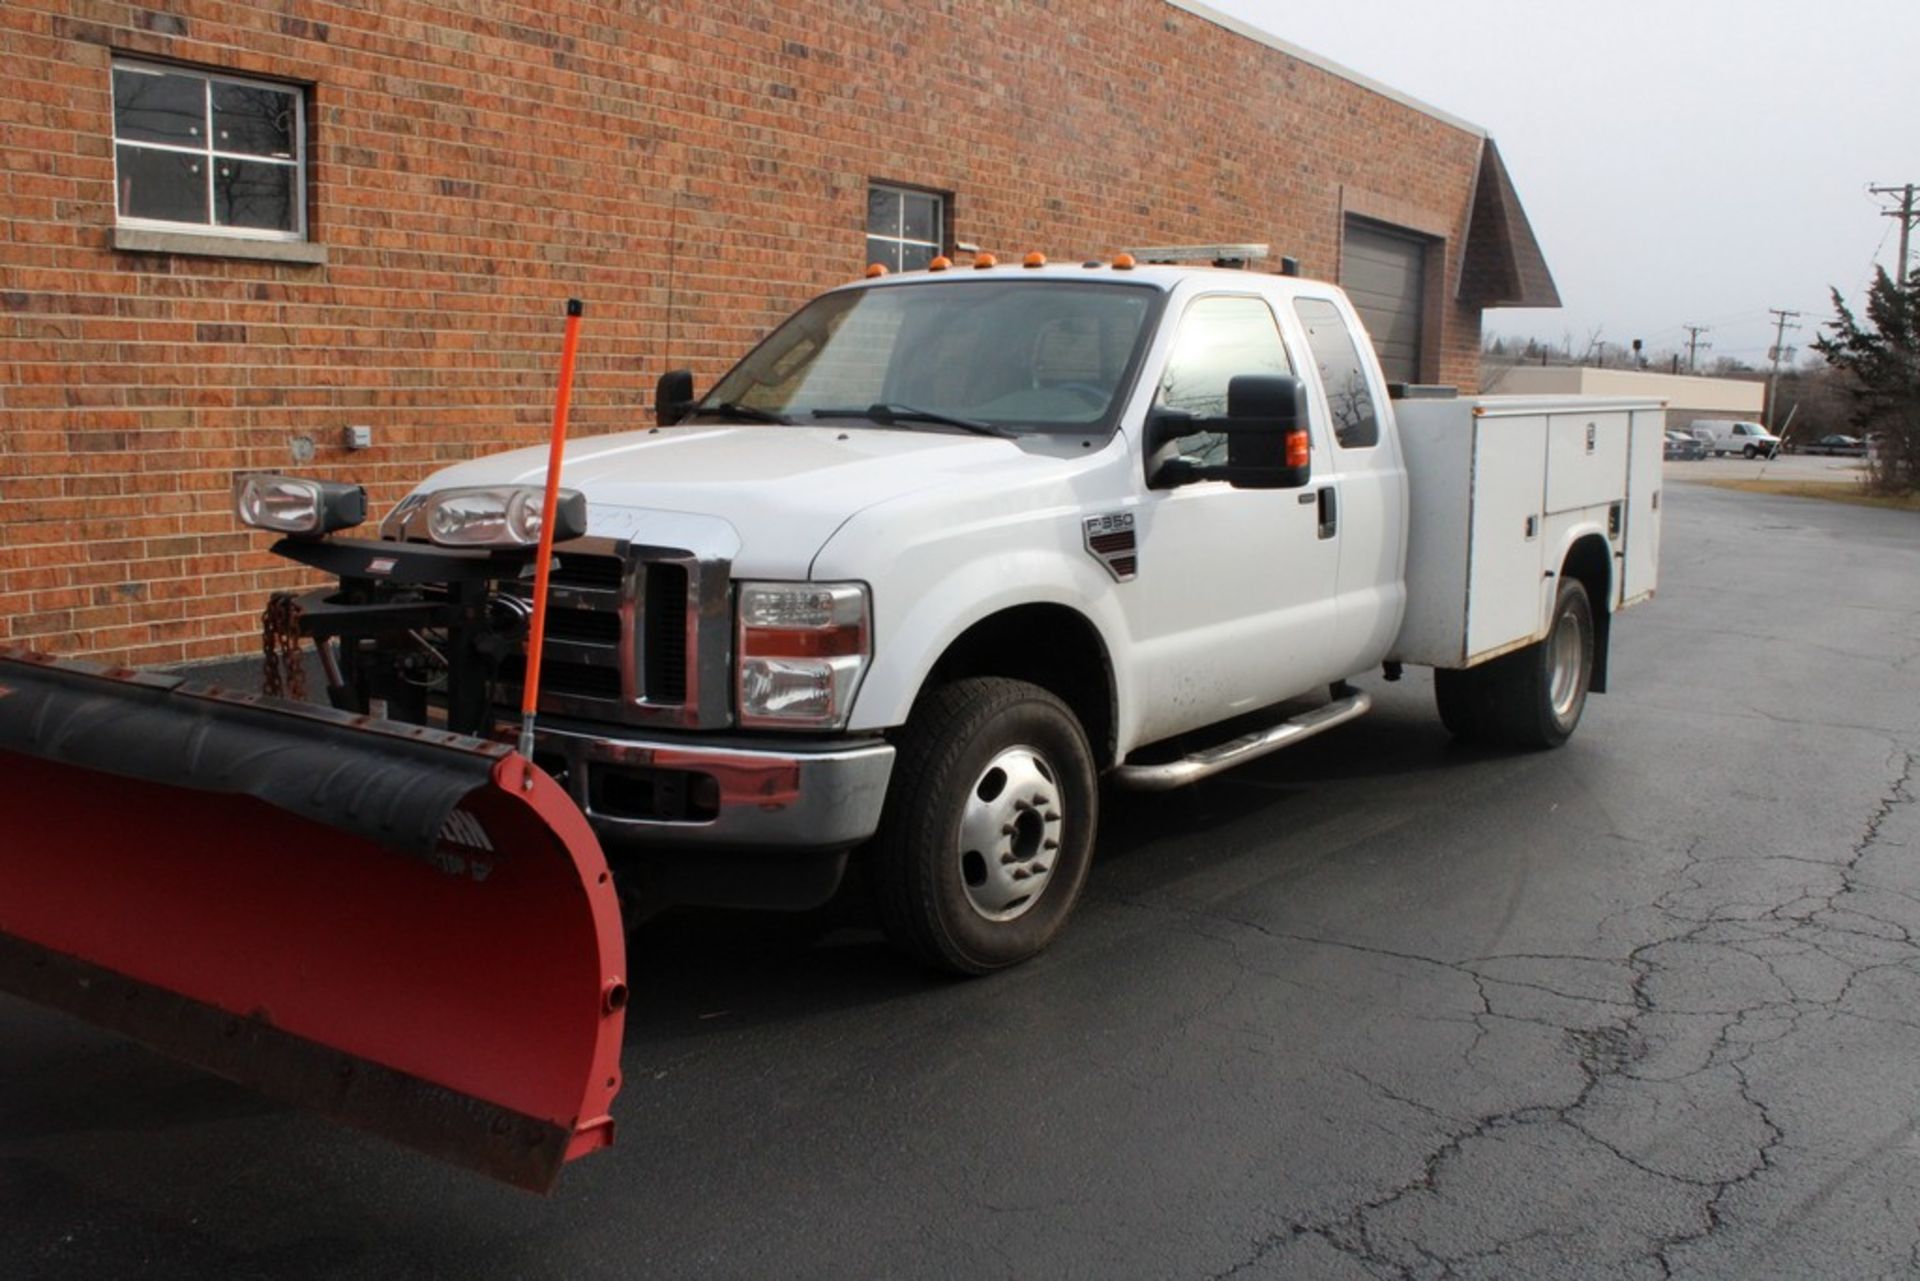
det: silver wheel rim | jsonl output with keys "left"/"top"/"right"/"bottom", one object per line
{"left": 1548, "top": 604, "right": 1586, "bottom": 720}
{"left": 957, "top": 745, "right": 1063, "bottom": 923}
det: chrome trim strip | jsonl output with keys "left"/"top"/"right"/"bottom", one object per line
{"left": 1114, "top": 692, "right": 1372, "bottom": 791}
{"left": 534, "top": 724, "right": 895, "bottom": 849}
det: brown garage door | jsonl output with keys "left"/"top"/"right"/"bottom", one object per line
{"left": 1341, "top": 220, "right": 1426, "bottom": 384}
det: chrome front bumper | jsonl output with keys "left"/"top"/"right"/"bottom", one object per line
{"left": 533, "top": 723, "right": 895, "bottom": 851}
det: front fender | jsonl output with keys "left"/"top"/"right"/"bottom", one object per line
{"left": 835, "top": 545, "right": 1136, "bottom": 745}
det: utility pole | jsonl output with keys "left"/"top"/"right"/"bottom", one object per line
{"left": 1681, "top": 324, "right": 1711, "bottom": 372}
{"left": 1870, "top": 182, "right": 1918, "bottom": 287}
{"left": 1765, "top": 308, "right": 1801, "bottom": 436}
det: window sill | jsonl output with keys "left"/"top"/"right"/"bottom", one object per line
{"left": 112, "top": 227, "right": 328, "bottom": 266}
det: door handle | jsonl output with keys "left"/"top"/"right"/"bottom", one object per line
{"left": 1316, "top": 487, "right": 1337, "bottom": 540}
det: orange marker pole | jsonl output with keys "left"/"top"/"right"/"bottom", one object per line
{"left": 518, "top": 298, "right": 585, "bottom": 784}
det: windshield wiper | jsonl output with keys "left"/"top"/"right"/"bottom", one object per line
{"left": 810, "top": 403, "right": 1012, "bottom": 438}
{"left": 689, "top": 400, "right": 790, "bottom": 425}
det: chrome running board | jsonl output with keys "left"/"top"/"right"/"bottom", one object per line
{"left": 1113, "top": 692, "right": 1372, "bottom": 791}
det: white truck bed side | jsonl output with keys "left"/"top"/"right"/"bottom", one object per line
{"left": 1388, "top": 395, "right": 1665, "bottom": 669}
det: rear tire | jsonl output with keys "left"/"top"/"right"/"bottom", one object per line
{"left": 870, "top": 677, "right": 1098, "bottom": 975}
{"left": 1435, "top": 578, "right": 1594, "bottom": 750}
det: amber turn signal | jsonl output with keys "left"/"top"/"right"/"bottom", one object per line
{"left": 1286, "top": 429, "right": 1310, "bottom": 469}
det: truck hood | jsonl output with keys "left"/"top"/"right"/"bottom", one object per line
{"left": 407, "top": 424, "right": 1082, "bottom": 578}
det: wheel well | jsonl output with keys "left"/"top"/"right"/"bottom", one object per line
{"left": 1561, "top": 534, "right": 1614, "bottom": 693}
{"left": 922, "top": 605, "right": 1117, "bottom": 768}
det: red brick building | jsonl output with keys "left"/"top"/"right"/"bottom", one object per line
{"left": 1, "top": 0, "right": 1557, "bottom": 664}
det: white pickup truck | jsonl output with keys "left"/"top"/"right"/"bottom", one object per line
{"left": 273, "top": 260, "right": 1666, "bottom": 973}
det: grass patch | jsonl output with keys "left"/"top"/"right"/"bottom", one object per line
{"left": 1693, "top": 478, "right": 1920, "bottom": 512}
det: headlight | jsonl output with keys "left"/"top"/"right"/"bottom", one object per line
{"left": 422, "top": 486, "right": 587, "bottom": 548}
{"left": 232, "top": 473, "right": 366, "bottom": 536}
{"left": 736, "top": 582, "right": 870, "bottom": 728}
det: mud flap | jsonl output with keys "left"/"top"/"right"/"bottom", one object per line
{"left": 0, "top": 650, "right": 626, "bottom": 1194}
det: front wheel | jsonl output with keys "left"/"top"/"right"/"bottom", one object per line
{"left": 1743, "top": 444, "right": 1759, "bottom": 459}
{"left": 870, "top": 677, "right": 1098, "bottom": 975}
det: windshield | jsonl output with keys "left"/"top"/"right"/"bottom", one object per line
{"left": 697, "top": 280, "right": 1161, "bottom": 433}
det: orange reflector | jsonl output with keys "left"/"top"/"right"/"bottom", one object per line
{"left": 929, "top": 256, "right": 952, "bottom": 271}
{"left": 1286, "top": 430, "right": 1310, "bottom": 468}
{"left": 1023, "top": 251, "right": 1046, "bottom": 268}
{"left": 743, "top": 626, "right": 867, "bottom": 659}
{"left": 1112, "top": 253, "right": 1136, "bottom": 270}
{"left": 865, "top": 263, "right": 888, "bottom": 278}
{"left": 974, "top": 253, "right": 998, "bottom": 269}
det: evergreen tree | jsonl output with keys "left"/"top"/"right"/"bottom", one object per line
{"left": 1812, "top": 267, "right": 1920, "bottom": 491}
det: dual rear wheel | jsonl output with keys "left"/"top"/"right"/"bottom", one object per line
{"left": 1434, "top": 577, "right": 1595, "bottom": 750}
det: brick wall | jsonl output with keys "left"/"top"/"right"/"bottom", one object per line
{"left": 1, "top": 0, "right": 1488, "bottom": 663}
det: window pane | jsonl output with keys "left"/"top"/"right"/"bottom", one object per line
{"left": 1156, "top": 296, "right": 1292, "bottom": 464}
{"left": 901, "top": 192, "right": 939, "bottom": 244}
{"left": 866, "top": 186, "right": 900, "bottom": 236}
{"left": 213, "top": 81, "right": 297, "bottom": 158}
{"left": 113, "top": 66, "right": 206, "bottom": 147}
{"left": 214, "top": 158, "right": 295, "bottom": 231}
{"left": 899, "top": 241, "right": 935, "bottom": 272}
{"left": 116, "top": 145, "right": 209, "bottom": 225}
{"left": 1158, "top": 296, "right": 1291, "bottom": 417}
{"left": 865, "top": 236, "right": 901, "bottom": 272}
{"left": 1294, "top": 298, "right": 1379, "bottom": 448}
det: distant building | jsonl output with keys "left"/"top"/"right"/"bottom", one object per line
{"left": 1487, "top": 367, "right": 1764, "bottom": 428}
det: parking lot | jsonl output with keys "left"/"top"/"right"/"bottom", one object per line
{"left": 4, "top": 479, "right": 1917, "bottom": 1280}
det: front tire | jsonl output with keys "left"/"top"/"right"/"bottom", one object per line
{"left": 870, "top": 678, "right": 1098, "bottom": 975}
{"left": 1743, "top": 444, "right": 1758, "bottom": 459}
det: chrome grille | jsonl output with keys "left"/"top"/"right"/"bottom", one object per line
{"left": 492, "top": 536, "right": 731, "bottom": 730}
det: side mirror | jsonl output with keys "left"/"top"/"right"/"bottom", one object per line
{"left": 1221, "top": 374, "right": 1311, "bottom": 490}
{"left": 1146, "top": 375, "right": 1312, "bottom": 490}
{"left": 656, "top": 369, "right": 695, "bottom": 427}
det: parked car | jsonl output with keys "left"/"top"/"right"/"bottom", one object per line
{"left": 1800, "top": 433, "right": 1865, "bottom": 457}
{"left": 1692, "top": 418, "right": 1780, "bottom": 458}
{"left": 1665, "top": 430, "right": 1708, "bottom": 460}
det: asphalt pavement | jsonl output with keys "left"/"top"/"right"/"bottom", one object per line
{"left": 4, "top": 477, "right": 1918, "bottom": 1279}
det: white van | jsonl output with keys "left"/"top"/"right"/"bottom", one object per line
{"left": 1691, "top": 419, "right": 1779, "bottom": 459}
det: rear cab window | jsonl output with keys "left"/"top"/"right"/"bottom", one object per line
{"left": 1292, "top": 297, "right": 1380, "bottom": 450}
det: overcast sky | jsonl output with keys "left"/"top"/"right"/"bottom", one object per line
{"left": 1204, "top": 0, "right": 1920, "bottom": 370}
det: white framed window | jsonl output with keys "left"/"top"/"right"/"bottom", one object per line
{"left": 865, "top": 183, "right": 945, "bottom": 273}
{"left": 111, "top": 58, "right": 307, "bottom": 241}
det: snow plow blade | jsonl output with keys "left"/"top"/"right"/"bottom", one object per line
{"left": 0, "top": 650, "right": 626, "bottom": 1194}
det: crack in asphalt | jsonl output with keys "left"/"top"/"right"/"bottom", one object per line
{"left": 1163, "top": 749, "right": 1920, "bottom": 1279}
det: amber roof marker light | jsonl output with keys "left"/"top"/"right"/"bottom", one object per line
{"left": 1112, "top": 253, "right": 1136, "bottom": 270}
{"left": 1023, "top": 251, "right": 1047, "bottom": 268}
{"left": 928, "top": 255, "right": 952, "bottom": 271}
{"left": 865, "top": 263, "right": 889, "bottom": 278}
{"left": 973, "top": 252, "right": 998, "bottom": 269}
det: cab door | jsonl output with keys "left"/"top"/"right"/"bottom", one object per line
{"left": 1123, "top": 292, "right": 1345, "bottom": 747}
{"left": 1288, "top": 294, "right": 1409, "bottom": 666}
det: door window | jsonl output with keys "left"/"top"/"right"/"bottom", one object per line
{"left": 1153, "top": 295, "right": 1292, "bottom": 466}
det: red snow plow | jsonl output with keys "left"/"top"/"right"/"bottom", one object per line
{"left": 0, "top": 300, "right": 624, "bottom": 1193}
{"left": 0, "top": 649, "right": 627, "bottom": 1194}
